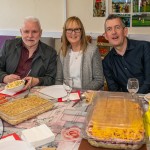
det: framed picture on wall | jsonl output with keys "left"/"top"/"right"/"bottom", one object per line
{"left": 93, "top": 0, "right": 106, "bottom": 17}
{"left": 132, "top": 13, "right": 150, "bottom": 27}
{"left": 109, "top": 0, "right": 150, "bottom": 27}
{"left": 116, "top": 14, "right": 131, "bottom": 27}
{"left": 111, "top": 0, "right": 131, "bottom": 13}
{"left": 133, "top": 0, "right": 150, "bottom": 13}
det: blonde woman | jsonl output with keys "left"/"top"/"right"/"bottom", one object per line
{"left": 55, "top": 16, "right": 104, "bottom": 90}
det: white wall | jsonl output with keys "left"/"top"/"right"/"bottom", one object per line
{"left": 0, "top": 0, "right": 150, "bottom": 39}
{"left": 67, "top": 0, "right": 106, "bottom": 34}
{"left": 0, "top": 0, "right": 65, "bottom": 30}
{"left": 0, "top": 0, "right": 65, "bottom": 37}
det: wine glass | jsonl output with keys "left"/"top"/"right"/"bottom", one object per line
{"left": 127, "top": 78, "right": 139, "bottom": 99}
{"left": 63, "top": 78, "right": 73, "bottom": 102}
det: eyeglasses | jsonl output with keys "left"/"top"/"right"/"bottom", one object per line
{"left": 105, "top": 25, "right": 124, "bottom": 33}
{"left": 66, "top": 28, "right": 81, "bottom": 34}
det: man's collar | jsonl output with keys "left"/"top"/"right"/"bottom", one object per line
{"left": 16, "top": 39, "right": 46, "bottom": 60}
{"left": 34, "top": 41, "right": 46, "bottom": 60}
{"left": 126, "top": 37, "right": 135, "bottom": 51}
{"left": 112, "top": 37, "right": 136, "bottom": 55}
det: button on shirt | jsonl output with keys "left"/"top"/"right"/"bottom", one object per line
{"left": 15, "top": 46, "right": 37, "bottom": 79}
{"left": 103, "top": 38, "right": 150, "bottom": 94}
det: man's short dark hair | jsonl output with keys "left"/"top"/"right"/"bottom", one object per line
{"left": 104, "top": 14, "right": 125, "bottom": 30}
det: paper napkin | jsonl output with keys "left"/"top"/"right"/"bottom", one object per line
{"left": 0, "top": 141, "right": 35, "bottom": 150}
{"left": 2, "top": 133, "right": 21, "bottom": 141}
{"left": 0, "top": 89, "right": 26, "bottom": 96}
{"left": 21, "top": 124, "right": 55, "bottom": 148}
{"left": 0, "top": 89, "right": 16, "bottom": 96}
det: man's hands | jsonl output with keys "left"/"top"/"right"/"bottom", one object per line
{"left": 3, "top": 74, "right": 21, "bottom": 83}
{"left": 23, "top": 77, "right": 40, "bottom": 90}
{"left": 3, "top": 74, "right": 40, "bottom": 90}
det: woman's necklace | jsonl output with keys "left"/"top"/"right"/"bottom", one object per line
{"left": 70, "top": 50, "right": 82, "bottom": 66}
{"left": 75, "top": 51, "right": 81, "bottom": 60}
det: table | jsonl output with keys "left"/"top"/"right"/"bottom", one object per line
{"left": 2, "top": 86, "right": 89, "bottom": 150}
{"left": 1, "top": 88, "right": 150, "bottom": 150}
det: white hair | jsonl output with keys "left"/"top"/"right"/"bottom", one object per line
{"left": 21, "top": 16, "right": 41, "bottom": 29}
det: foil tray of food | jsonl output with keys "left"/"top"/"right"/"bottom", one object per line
{"left": 0, "top": 95, "right": 54, "bottom": 125}
{"left": 82, "top": 91, "right": 145, "bottom": 150}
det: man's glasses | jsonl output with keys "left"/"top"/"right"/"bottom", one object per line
{"left": 66, "top": 28, "right": 81, "bottom": 34}
{"left": 105, "top": 25, "right": 124, "bottom": 33}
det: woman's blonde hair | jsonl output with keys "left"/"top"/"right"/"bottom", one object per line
{"left": 61, "top": 16, "right": 88, "bottom": 57}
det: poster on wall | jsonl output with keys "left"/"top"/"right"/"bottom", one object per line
{"left": 112, "top": 0, "right": 131, "bottom": 13}
{"left": 116, "top": 14, "right": 131, "bottom": 27}
{"left": 133, "top": 0, "right": 150, "bottom": 13}
{"left": 93, "top": 0, "right": 106, "bottom": 17}
{"left": 132, "top": 13, "right": 150, "bottom": 26}
{"left": 108, "top": 0, "right": 150, "bottom": 27}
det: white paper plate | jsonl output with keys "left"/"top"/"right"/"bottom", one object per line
{"left": 144, "top": 93, "right": 150, "bottom": 102}
{"left": 39, "top": 85, "right": 67, "bottom": 98}
{"left": 0, "top": 141, "right": 35, "bottom": 150}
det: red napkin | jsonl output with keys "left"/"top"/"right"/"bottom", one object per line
{"left": 2, "top": 133, "right": 21, "bottom": 140}
{"left": 58, "top": 90, "right": 80, "bottom": 102}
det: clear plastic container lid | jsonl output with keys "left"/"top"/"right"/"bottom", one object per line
{"left": 90, "top": 94, "right": 142, "bottom": 128}
{"left": 83, "top": 91, "right": 145, "bottom": 144}
{"left": 0, "top": 95, "right": 54, "bottom": 125}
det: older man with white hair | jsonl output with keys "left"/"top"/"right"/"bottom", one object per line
{"left": 0, "top": 16, "right": 57, "bottom": 89}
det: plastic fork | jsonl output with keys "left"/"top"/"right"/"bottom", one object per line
{"left": 22, "top": 69, "right": 31, "bottom": 83}
{"left": 24, "top": 77, "right": 32, "bottom": 98}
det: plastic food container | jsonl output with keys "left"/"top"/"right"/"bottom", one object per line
{"left": 5, "top": 79, "right": 25, "bottom": 92}
{"left": 83, "top": 91, "right": 145, "bottom": 150}
{"left": 0, "top": 95, "right": 54, "bottom": 125}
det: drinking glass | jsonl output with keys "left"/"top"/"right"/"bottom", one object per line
{"left": 63, "top": 78, "right": 73, "bottom": 102}
{"left": 127, "top": 78, "right": 139, "bottom": 98}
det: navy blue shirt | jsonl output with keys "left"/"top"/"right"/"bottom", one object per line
{"left": 103, "top": 38, "right": 150, "bottom": 94}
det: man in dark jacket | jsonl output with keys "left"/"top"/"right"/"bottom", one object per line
{"left": 0, "top": 16, "right": 57, "bottom": 89}
{"left": 103, "top": 14, "right": 150, "bottom": 94}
